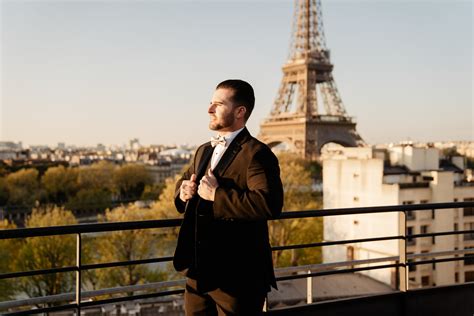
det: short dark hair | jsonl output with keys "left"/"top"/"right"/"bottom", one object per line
{"left": 216, "top": 79, "right": 255, "bottom": 121}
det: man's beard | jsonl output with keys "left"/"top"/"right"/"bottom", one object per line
{"left": 209, "top": 112, "right": 235, "bottom": 131}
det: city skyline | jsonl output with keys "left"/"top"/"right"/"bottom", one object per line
{"left": 1, "top": 0, "right": 472, "bottom": 147}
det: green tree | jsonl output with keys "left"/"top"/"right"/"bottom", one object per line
{"left": 67, "top": 162, "right": 115, "bottom": 212}
{"left": 66, "top": 188, "right": 112, "bottom": 213}
{"left": 77, "top": 161, "right": 115, "bottom": 192}
{"left": 94, "top": 206, "right": 166, "bottom": 291}
{"left": 0, "top": 219, "right": 19, "bottom": 300}
{"left": 41, "top": 165, "right": 78, "bottom": 204}
{"left": 113, "top": 164, "right": 153, "bottom": 201}
{"left": 140, "top": 183, "right": 164, "bottom": 201}
{"left": 5, "top": 168, "right": 39, "bottom": 208}
{"left": 269, "top": 153, "right": 323, "bottom": 267}
{"left": 149, "top": 175, "right": 182, "bottom": 220}
{"left": 14, "top": 206, "right": 77, "bottom": 302}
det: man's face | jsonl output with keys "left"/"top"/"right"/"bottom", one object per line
{"left": 208, "top": 88, "right": 237, "bottom": 132}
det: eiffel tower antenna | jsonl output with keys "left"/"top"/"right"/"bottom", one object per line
{"left": 259, "top": 0, "right": 365, "bottom": 159}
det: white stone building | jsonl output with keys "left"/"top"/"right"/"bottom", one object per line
{"left": 322, "top": 145, "right": 474, "bottom": 289}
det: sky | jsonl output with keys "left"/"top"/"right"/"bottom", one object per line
{"left": 0, "top": 0, "right": 472, "bottom": 147}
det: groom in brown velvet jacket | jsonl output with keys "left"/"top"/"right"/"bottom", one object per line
{"left": 173, "top": 79, "right": 284, "bottom": 315}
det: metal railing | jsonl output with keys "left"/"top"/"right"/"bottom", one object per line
{"left": 1, "top": 201, "right": 474, "bottom": 315}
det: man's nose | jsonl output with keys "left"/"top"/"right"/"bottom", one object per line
{"left": 208, "top": 104, "right": 215, "bottom": 113}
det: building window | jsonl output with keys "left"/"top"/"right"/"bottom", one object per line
{"left": 404, "top": 201, "right": 416, "bottom": 220}
{"left": 432, "top": 209, "right": 436, "bottom": 219}
{"left": 455, "top": 273, "right": 459, "bottom": 283}
{"left": 421, "top": 276, "right": 430, "bottom": 286}
{"left": 421, "top": 225, "right": 429, "bottom": 234}
{"left": 454, "top": 223, "right": 458, "bottom": 231}
{"left": 464, "top": 198, "right": 474, "bottom": 216}
{"left": 465, "top": 271, "right": 474, "bottom": 283}
{"left": 464, "top": 248, "right": 474, "bottom": 265}
{"left": 407, "top": 227, "right": 416, "bottom": 245}
{"left": 406, "top": 211, "right": 416, "bottom": 220}
{"left": 420, "top": 200, "right": 428, "bottom": 204}
{"left": 408, "top": 252, "right": 416, "bottom": 272}
{"left": 464, "top": 223, "right": 474, "bottom": 241}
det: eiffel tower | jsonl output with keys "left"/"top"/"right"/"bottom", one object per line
{"left": 258, "top": 0, "right": 365, "bottom": 160}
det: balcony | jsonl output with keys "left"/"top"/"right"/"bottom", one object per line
{"left": 0, "top": 202, "right": 474, "bottom": 315}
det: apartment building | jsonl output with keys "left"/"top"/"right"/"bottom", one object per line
{"left": 322, "top": 145, "right": 474, "bottom": 288}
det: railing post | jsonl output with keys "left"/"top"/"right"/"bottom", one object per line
{"left": 306, "top": 270, "right": 313, "bottom": 304}
{"left": 398, "top": 210, "right": 408, "bottom": 292}
{"left": 76, "top": 233, "right": 82, "bottom": 316}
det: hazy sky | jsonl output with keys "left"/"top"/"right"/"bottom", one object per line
{"left": 1, "top": 0, "right": 472, "bottom": 147}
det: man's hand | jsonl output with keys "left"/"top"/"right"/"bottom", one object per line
{"left": 198, "top": 168, "right": 219, "bottom": 201}
{"left": 179, "top": 174, "right": 197, "bottom": 202}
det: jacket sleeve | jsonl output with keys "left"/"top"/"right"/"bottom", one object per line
{"left": 174, "top": 149, "right": 198, "bottom": 214}
{"left": 212, "top": 147, "right": 283, "bottom": 221}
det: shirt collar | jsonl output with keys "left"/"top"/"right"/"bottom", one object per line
{"left": 218, "top": 127, "right": 245, "bottom": 147}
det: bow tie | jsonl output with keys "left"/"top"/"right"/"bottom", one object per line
{"left": 210, "top": 135, "right": 227, "bottom": 147}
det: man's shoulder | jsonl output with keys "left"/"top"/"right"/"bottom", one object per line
{"left": 244, "top": 136, "right": 275, "bottom": 157}
{"left": 194, "top": 141, "right": 212, "bottom": 154}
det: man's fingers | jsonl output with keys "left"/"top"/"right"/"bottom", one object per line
{"left": 190, "top": 174, "right": 197, "bottom": 182}
{"left": 200, "top": 178, "right": 209, "bottom": 187}
{"left": 208, "top": 168, "right": 214, "bottom": 177}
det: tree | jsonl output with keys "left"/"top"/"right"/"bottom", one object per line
{"left": 14, "top": 206, "right": 77, "bottom": 303}
{"left": 66, "top": 188, "right": 112, "bottom": 213}
{"left": 113, "top": 164, "right": 153, "bottom": 201}
{"left": 269, "top": 153, "right": 323, "bottom": 267}
{"left": 94, "top": 206, "right": 166, "bottom": 291}
{"left": 0, "top": 177, "right": 9, "bottom": 206}
{"left": 41, "top": 165, "right": 78, "bottom": 204}
{"left": 66, "top": 162, "right": 115, "bottom": 212}
{"left": 140, "top": 183, "right": 164, "bottom": 201}
{"left": 5, "top": 168, "right": 39, "bottom": 208}
{"left": 0, "top": 219, "right": 19, "bottom": 301}
{"left": 77, "top": 161, "right": 115, "bottom": 192}
{"left": 148, "top": 175, "right": 182, "bottom": 220}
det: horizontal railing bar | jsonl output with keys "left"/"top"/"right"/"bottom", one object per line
{"left": 276, "top": 263, "right": 400, "bottom": 282}
{"left": 275, "top": 256, "right": 400, "bottom": 275}
{"left": 407, "top": 248, "right": 474, "bottom": 259}
{"left": 82, "top": 279, "right": 186, "bottom": 298}
{"left": 0, "top": 279, "right": 186, "bottom": 310}
{"left": 2, "top": 202, "right": 473, "bottom": 240}
{"left": 279, "top": 202, "right": 474, "bottom": 219}
{"left": 0, "top": 255, "right": 175, "bottom": 280}
{"left": 82, "top": 256, "right": 174, "bottom": 270}
{"left": 80, "top": 289, "right": 184, "bottom": 308}
{"left": 2, "top": 303, "right": 78, "bottom": 316}
{"left": 0, "top": 218, "right": 183, "bottom": 239}
{"left": 272, "top": 235, "right": 402, "bottom": 251}
{"left": 408, "top": 229, "right": 474, "bottom": 239}
{"left": 408, "top": 256, "right": 471, "bottom": 266}
{"left": 0, "top": 266, "right": 76, "bottom": 280}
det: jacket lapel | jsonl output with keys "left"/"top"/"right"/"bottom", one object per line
{"left": 212, "top": 128, "right": 252, "bottom": 178}
{"left": 196, "top": 143, "right": 214, "bottom": 180}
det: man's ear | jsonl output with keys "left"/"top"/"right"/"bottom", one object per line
{"left": 237, "top": 106, "right": 246, "bottom": 119}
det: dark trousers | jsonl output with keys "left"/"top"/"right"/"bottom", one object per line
{"left": 184, "top": 278, "right": 266, "bottom": 316}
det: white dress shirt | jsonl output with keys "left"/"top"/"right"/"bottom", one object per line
{"left": 210, "top": 127, "right": 245, "bottom": 170}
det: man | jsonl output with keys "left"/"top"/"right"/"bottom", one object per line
{"left": 173, "top": 79, "right": 284, "bottom": 315}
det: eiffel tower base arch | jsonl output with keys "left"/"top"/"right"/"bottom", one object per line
{"left": 258, "top": 116, "right": 361, "bottom": 160}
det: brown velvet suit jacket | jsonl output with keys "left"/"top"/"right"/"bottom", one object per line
{"left": 173, "top": 128, "right": 284, "bottom": 295}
